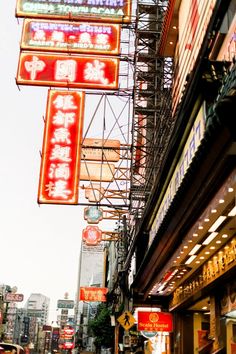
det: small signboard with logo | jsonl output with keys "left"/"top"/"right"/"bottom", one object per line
{"left": 137, "top": 311, "right": 173, "bottom": 332}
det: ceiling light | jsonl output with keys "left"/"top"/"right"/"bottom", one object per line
{"left": 219, "top": 199, "right": 224, "bottom": 204}
{"left": 208, "top": 216, "right": 226, "bottom": 232}
{"left": 198, "top": 225, "right": 203, "bottom": 230}
{"left": 202, "top": 232, "right": 218, "bottom": 245}
{"left": 222, "top": 234, "right": 228, "bottom": 238}
{"left": 210, "top": 246, "right": 215, "bottom": 250}
{"left": 200, "top": 256, "right": 205, "bottom": 259}
{"left": 196, "top": 260, "right": 200, "bottom": 264}
{"left": 204, "top": 218, "right": 210, "bottom": 222}
{"left": 216, "top": 240, "right": 221, "bottom": 244}
{"left": 188, "top": 240, "right": 193, "bottom": 243}
{"left": 185, "top": 255, "right": 197, "bottom": 264}
{"left": 202, "top": 306, "right": 207, "bottom": 310}
{"left": 211, "top": 209, "right": 217, "bottom": 213}
{"left": 193, "top": 233, "right": 198, "bottom": 237}
{"left": 228, "top": 206, "right": 236, "bottom": 217}
{"left": 184, "top": 245, "right": 188, "bottom": 249}
{"left": 228, "top": 187, "right": 234, "bottom": 192}
{"left": 189, "top": 244, "right": 202, "bottom": 255}
{"left": 205, "top": 251, "right": 210, "bottom": 254}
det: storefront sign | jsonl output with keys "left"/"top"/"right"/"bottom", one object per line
{"left": 171, "top": 237, "right": 236, "bottom": 309}
{"left": 217, "top": 14, "right": 236, "bottom": 62}
{"left": 82, "top": 138, "right": 120, "bottom": 162}
{"left": 4, "top": 293, "right": 24, "bottom": 302}
{"left": 149, "top": 105, "right": 205, "bottom": 245}
{"left": 84, "top": 183, "right": 105, "bottom": 202}
{"left": 137, "top": 311, "right": 173, "bottom": 332}
{"left": 16, "top": 0, "right": 131, "bottom": 23}
{"left": 16, "top": 52, "right": 119, "bottom": 90}
{"left": 84, "top": 206, "right": 103, "bottom": 224}
{"left": 82, "top": 225, "right": 102, "bottom": 245}
{"left": 38, "top": 90, "right": 84, "bottom": 204}
{"left": 57, "top": 299, "right": 74, "bottom": 309}
{"left": 172, "top": 0, "right": 217, "bottom": 113}
{"left": 21, "top": 19, "right": 121, "bottom": 55}
{"left": 79, "top": 287, "right": 108, "bottom": 301}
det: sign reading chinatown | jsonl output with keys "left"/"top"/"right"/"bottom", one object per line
{"left": 16, "top": 52, "right": 119, "bottom": 90}
{"left": 16, "top": 0, "right": 131, "bottom": 23}
{"left": 38, "top": 90, "right": 84, "bottom": 204}
{"left": 21, "top": 19, "right": 121, "bottom": 55}
{"left": 80, "top": 287, "right": 108, "bottom": 302}
{"left": 137, "top": 312, "right": 173, "bottom": 332}
{"left": 82, "top": 225, "right": 102, "bottom": 245}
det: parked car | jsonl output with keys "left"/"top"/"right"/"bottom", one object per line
{"left": 0, "top": 343, "right": 25, "bottom": 354}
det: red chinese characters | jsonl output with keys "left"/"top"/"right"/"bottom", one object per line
{"left": 38, "top": 90, "right": 84, "bottom": 204}
{"left": 16, "top": 52, "right": 119, "bottom": 90}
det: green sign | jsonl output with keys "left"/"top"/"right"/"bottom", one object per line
{"left": 84, "top": 206, "right": 103, "bottom": 224}
{"left": 57, "top": 300, "right": 74, "bottom": 309}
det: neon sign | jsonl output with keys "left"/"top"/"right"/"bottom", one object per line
{"left": 21, "top": 19, "right": 121, "bottom": 55}
{"left": 16, "top": 0, "right": 131, "bottom": 23}
{"left": 16, "top": 52, "right": 119, "bottom": 89}
{"left": 38, "top": 90, "right": 85, "bottom": 204}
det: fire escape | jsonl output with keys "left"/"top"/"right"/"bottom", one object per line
{"left": 129, "top": 0, "right": 174, "bottom": 244}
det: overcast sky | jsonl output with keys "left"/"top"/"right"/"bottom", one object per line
{"left": 0, "top": 2, "right": 90, "bottom": 321}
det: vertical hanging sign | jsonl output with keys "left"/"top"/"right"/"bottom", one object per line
{"left": 38, "top": 90, "right": 85, "bottom": 204}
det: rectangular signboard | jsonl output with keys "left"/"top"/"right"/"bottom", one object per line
{"left": 16, "top": 52, "right": 119, "bottom": 90}
{"left": 137, "top": 311, "right": 173, "bottom": 332}
{"left": 82, "top": 138, "right": 120, "bottom": 162}
{"left": 80, "top": 287, "right": 108, "bottom": 302}
{"left": 16, "top": 0, "right": 131, "bottom": 23}
{"left": 80, "top": 162, "right": 115, "bottom": 181}
{"left": 21, "top": 19, "right": 121, "bottom": 55}
{"left": 57, "top": 299, "right": 75, "bottom": 309}
{"left": 4, "top": 293, "right": 24, "bottom": 302}
{"left": 38, "top": 90, "right": 84, "bottom": 204}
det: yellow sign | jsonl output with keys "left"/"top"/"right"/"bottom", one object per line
{"left": 117, "top": 311, "right": 135, "bottom": 331}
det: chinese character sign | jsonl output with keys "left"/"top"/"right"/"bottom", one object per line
{"left": 16, "top": 52, "right": 119, "bottom": 90}
{"left": 82, "top": 225, "right": 102, "bottom": 245}
{"left": 16, "top": 0, "right": 131, "bottom": 23}
{"left": 38, "top": 90, "right": 85, "bottom": 204}
{"left": 79, "top": 287, "right": 108, "bottom": 302}
{"left": 21, "top": 19, "right": 121, "bottom": 55}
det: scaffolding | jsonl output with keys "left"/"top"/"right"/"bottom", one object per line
{"left": 129, "top": 0, "right": 174, "bottom": 234}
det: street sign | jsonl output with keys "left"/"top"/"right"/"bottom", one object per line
{"left": 84, "top": 206, "right": 103, "bottom": 224}
{"left": 117, "top": 311, "right": 135, "bottom": 331}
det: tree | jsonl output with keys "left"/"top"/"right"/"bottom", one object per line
{"left": 88, "top": 303, "right": 114, "bottom": 351}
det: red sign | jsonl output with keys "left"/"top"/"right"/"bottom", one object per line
{"left": 80, "top": 287, "right": 108, "bottom": 302}
{"left": 4, "top": 293, "right": 24, "bottom": 302}
{"left": 16, "top": 0, "right": 131, "bottom": 23}
{"left": 82, "top": 225, "right": 102, "bottom": 245}
{"left": 21, "top": 19, "right": 121, "bottom": 55}
{"left": 16, "top": 52, "right": 119, "bottom": 90}
{"left": 38, "top": 90, "right": 84, "bottom": 204}
{"left": 137, "top": 311, "right": 173, "bottom": 332}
